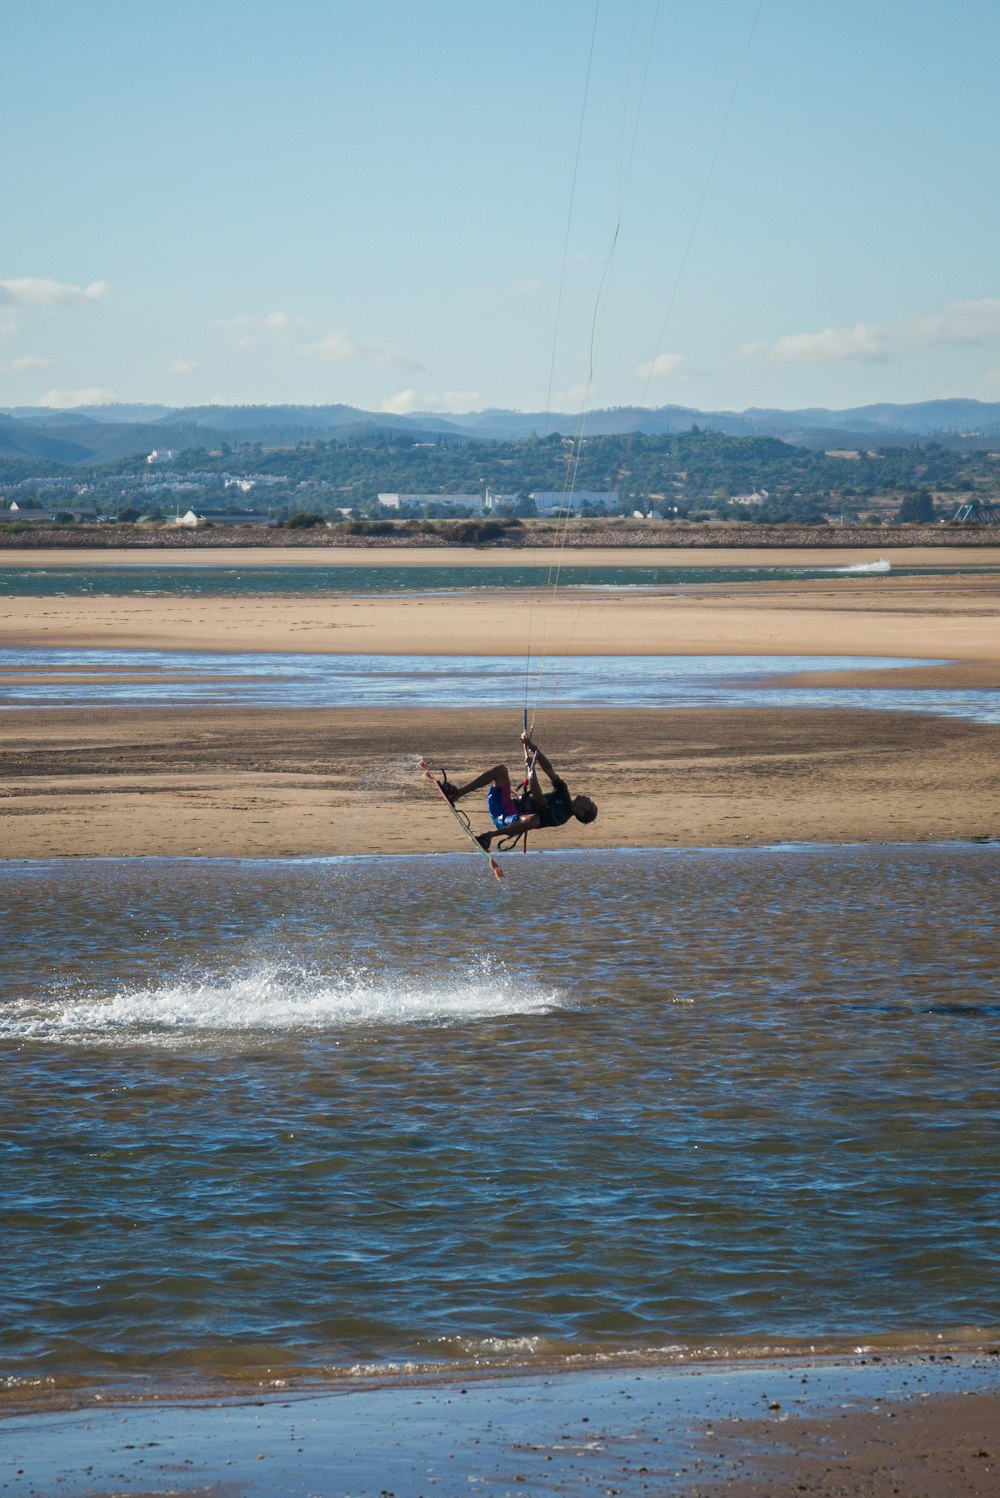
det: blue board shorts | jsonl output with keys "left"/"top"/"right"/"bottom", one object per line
{"left": 487, "top": 784, "right": 524, "bottom": 830}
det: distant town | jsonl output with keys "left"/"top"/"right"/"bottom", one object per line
{"left": 3, "top": 402, "right": 1000, "bottom": 532}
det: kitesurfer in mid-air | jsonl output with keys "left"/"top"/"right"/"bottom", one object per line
{"left": 442, "top": 733, "right": 597, "bottom": 850}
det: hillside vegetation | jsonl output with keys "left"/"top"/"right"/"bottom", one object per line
{"left": 3, "top": 427, "right": 1000, "bottom": 526}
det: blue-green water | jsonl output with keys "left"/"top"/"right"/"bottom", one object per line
{"left": 2, "top": 846, "right": 998, "bottom": 1401}
{"left": 0, "top": 560, "right": 942, "bottom": 598}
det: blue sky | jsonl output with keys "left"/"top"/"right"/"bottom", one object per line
{"left": 3, "top": 0, "right": 999, "bottom": 415}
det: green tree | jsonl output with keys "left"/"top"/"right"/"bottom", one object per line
{"left": 278, "top": 510, "right": 326, "bottom": 529}
{"left": 894, "top": 488, "right": 936, "bottom": 524}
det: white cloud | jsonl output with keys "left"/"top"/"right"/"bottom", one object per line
{"left": 745, "top": 298, "right": 1000, "bottom": 366}
{"left": 636, "top": 353, "right": 688, "bottom": 380}
{"left": 380, "top": 389, "right": 482, "bottom": 415}
{"left": 167, "top": 359, "right": 198, "bottom": 375}
{"left": 301, "top": 330, "right": 423, "bottom": 371}
{"left": 0, "top": 278, "right": 108, "bottom": 307}
{"left": 553, "top": 383, "right": 589, "bottom": 407}
{"left": 300, "top": 329, "right": 363, "bottom": 362}
{"left": 220, "top": 309, "right": 310, "bottom": 331}
{"left": 220, "top": 310, "right": 422, "bottom": 371}
{"left": 10, "top": 354, "right": 51, "bottom": 371}
{"left": 0, "top": 319, "right": 17, "bottom": 341}
{"left": 439, "top": 390, "right": 481, "bottom": 413}
{"left": 39, "top": 386, "right": 117, "bottom": 408}
{"left": 381, "top": 389, "right": 420, "bottom": 414}
{"left": 760, "top": 323, "right": 888, "bottom": 364}
{"left": 373, "top": 349, "right": 424, "bottom": 372}
{"left": 220, "top": 310, "right": 313, "bottom": 348}
{"left": 908, "top": 298, "right": 1000, "bottom": 345}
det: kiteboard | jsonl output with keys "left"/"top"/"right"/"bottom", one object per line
{"left": 419, "top": 758, "right": 505, "bottom": 882}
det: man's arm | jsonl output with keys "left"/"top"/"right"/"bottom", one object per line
{"left": 521, "top": 734, "right": 559, "bottom": 787}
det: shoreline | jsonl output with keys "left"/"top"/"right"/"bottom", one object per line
{"left": 6, "top": 1352, "right": 999, "bottom": 1497}
{"left": 5, "top": 1340, "right": 999, "bottom": 1415}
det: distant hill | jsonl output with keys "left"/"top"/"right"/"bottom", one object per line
{"left": 746, "top": 398, "right": 1000, "bottom": 436}
{"left": 165, "top": 396, "right": 1000, "bottom": 445}
{"left": 4, "top": 397, "right": 1000, "bottom": 466}
{"left": 2, "top": 403, "right": 177, "bottom": 426}
{"left": 0, "top": 413, "right": 96, "bottom": 465}
{"left": 0, "top": 412, "right": 234, "bottom": 465}
{"left": 739, "top": 399, "right": 1000, "bottom": 449}
{"left": 163, "top": 403, "right": 472, "bottom": 446}
{"left": 450, "top": 399, "right": 1000, "bottom": 445}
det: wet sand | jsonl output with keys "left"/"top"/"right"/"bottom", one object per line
{"left": 2, "top": 702, "right": 998, "bottom": 857}
{"left": 5, "top": 1355, "right": 999, "bottom": 1497}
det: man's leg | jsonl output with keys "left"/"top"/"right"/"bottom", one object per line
{"left": 448, "top": 764, "right": 511, "bottom": 803}
{"left": 477, "top": 811, "right": 541, "bottom": 850}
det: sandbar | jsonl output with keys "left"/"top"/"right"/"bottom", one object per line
{"left": 2, "top": 702, "right": 998, "bottom": 858}
{"left": 2, "top": 570, "right": 1000, "bottom": 665}
{"left": 2, "top": 567, "right": 999, "bottom": 858}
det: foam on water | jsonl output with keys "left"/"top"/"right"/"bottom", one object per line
{"left": 826, "top": 558, "right": 891, "bottom": 574}
{"left": 2, "top": 957, "right": 562, "bottom": 1047}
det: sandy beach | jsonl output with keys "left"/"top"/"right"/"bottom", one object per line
{"left": 3, "top": 555, "right": 1000, "bottom": 665}
{"left": 2, "top": 559, "right": 998, "bottom": 857}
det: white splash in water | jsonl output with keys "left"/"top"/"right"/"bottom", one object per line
{"left": 3, "top": 958, "right": 562, "bottom": 1046}
{"left": 827, "top": 558, "right": 891, "bottom": 575}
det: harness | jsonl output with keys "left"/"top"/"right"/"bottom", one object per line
{"left": 496, "top": 731, "right": 539, "bottom": 853}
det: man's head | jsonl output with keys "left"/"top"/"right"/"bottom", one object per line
{"left": 572, "top": 795, "right": 597, "bottom": 824}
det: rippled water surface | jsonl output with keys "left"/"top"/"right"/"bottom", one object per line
{"left": 2, "top": 847, "right": 998, "bottom": 1398}
{"left": 7, "top": 647, "right": 996, "bottom": 724}
{"left": 0, "top": 560, "right": 933, "bottom": 598}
